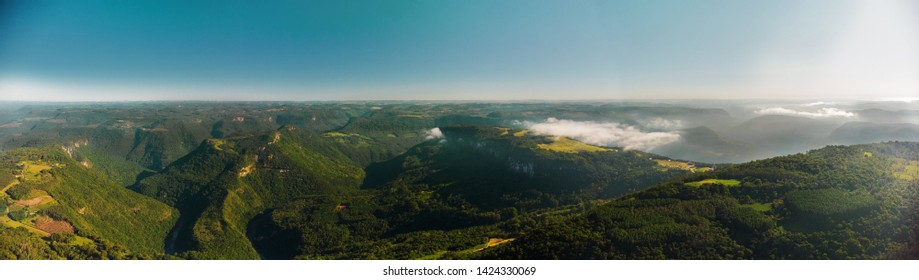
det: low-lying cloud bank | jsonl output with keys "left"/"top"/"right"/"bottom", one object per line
{"left": 755, "top": 107, "right": 856, "bottom": 118}
{"left": 425, "top": 127, "right": 444, "bottom": 140}
{"left": 525, "top": 118, "right": 680, "bottom": 151}
{"left": 639, "top": 117, "right": 684, "bottom": 130}
{"left": 802, "top": 101, "right": 839, "bottom": 107}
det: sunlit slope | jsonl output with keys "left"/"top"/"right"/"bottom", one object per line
{"left": 483, "top": 142, "right": 919, "bottom": 259}
{"left": 248, "top": 125, "right": 698, "bottom": 259}
{"left": 363, "top": 125, "right": 697, "bottom": 210}
{"left": 134, "top": 127, "right": 364, "bottom": 259}
{"left": 0, "top": 146, "right": 178, "bottom": 255}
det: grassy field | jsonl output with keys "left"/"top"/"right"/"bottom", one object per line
{"left": 0, "top": 215, "right": 50, "bottom": 237}
{"left": 655, "top": 159, "right": 693, "bottom": 171}
{"left": 654, "top": 159, "right": 712, "bottom": 173}
{"left": 891, "top": 159, "right": 919, "bottom": 181}
{"left": 208, "top": 139, "right": 226, "bottom": 151}
{"left": 3, "top": 161, "right": 54, "bottom": 195}
{"left": 21, "top": 189, "right": 49, "bottom": 200}
{"left": 398, "top": 114, "right": 431, "bottom": 119}
{"left": 2, "top": 215, "right": 93, "bottom": 245}
{"left": 537, "top": 137, "right": 611, "bottom": 153}
{"left": 477, "top": 238, "right": 514, "bottom": 252}
{"left": 1, "top": 181, "right": 16, "bottom": 194}
{"left": 416, "top": 237, "right": 516, "bottom": 260}
{"left": 20, "top": 161, "right": 52, "bottom": 182}
{"left": 741, "top": 202, "right": 773, "bottom": 212}
{"left": 513, "top": 129, "right": 529, "bottom": 137}
{"left": 323, "top": 132, "right": 372, "bottom": 139}
{"left": 323, "top": 132, "right": 357, "bottom": 137}
{"left": 684, "top": 179, "right": 741, "bottom": 187}
{"left": 1, "top": 159, "right": 98, "bottom": 247}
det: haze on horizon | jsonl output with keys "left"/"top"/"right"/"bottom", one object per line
{"left": 1, "top": 0, "right": 917, "bottom": 102}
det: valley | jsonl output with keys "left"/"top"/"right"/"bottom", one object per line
{"left": 0, "top": 101, "right": 918, "bottom": 259}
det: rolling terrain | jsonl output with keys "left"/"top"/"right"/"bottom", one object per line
{"left": 483, "top": 142, "right": 919, "bottom": 259}
{"left": 0, "top": 101, "right": 918, "bottom": 259}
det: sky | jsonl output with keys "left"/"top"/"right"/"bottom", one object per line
{"left": 0, "top": 0, "right": 917, "bottom": 101}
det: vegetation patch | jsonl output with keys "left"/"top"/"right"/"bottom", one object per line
{"left": 475, "top": 238, "right": 515, "bottom": 252}
{"left": 684, "top": 179, "right": 740, "bottom": 187}
{"left": 323, "top": 132, "right": 372, "bottom": 140}
{"left": 655, "top": 159, "right": 711, "bottom": 173}
{"left": 398, "top": 114, "right": 431, "bottom": 119}
{"left": 513, "top": 129, "right": 529, "bottom": 137}
{"left": 740, "top": 203, "right": 772, "bottom": 212}
{"left": 14, "top": 195, "right": 54, "bottom": 207}
{"left": 0, "top": 216, "right": 50, "bottom": 237}
{"left": 238, "top": 164, "right": 255, "bottom": 177}
{"left": 890, "top": 159, "right": 919, "bottom": 181}
{"left": 785, "top": 188, "right": 877, "bottom": 216}
{"left": 33, "top": 216, "right": 75, "bottom": 234}
{"left": 655, "top": 159, "right": 692, "bottom": 170}
{"left": 537, "top": 137, "right": 611, "bottom": 153}
{"left": 208, "top": 139, "right": 226, "bottom": 151}
{"left": 22, "top": 189, "right": 49, "bottom": 200}
{"left": 18, "top": 161, "right": 53, "bottom": 182}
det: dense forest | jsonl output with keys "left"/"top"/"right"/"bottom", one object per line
{"left": 0, "top": 102, "right": 917, "bottom": 259}
{"left": 484, "top": 143, "right": 919, "bottom": 259}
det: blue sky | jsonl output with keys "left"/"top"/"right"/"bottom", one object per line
{"left": 0, "top": 0, "right": 916, "bottom": 101}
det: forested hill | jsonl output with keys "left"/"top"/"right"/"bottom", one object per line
{"left": 152, "top": 125, "right": 695, "bottom": 259}
{"left": 3, "top": 102, "right": 919, "bottom": 260}
{"left": 133, "top": 127, "right": 364, "bottom": 259}
{"left": 0, "top": 146, "right": 177, "bottom": 259}
{"left": 481, "top": 142, "right": 919, "bottom": 259}
{"left": 363, "top": 125, "right": 694, "bottom": 210}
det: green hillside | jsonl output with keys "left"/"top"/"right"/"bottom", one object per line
{"left": 3, "top": 102, "right": 919, "bottom": 260}
{"left": 482, "top": 142, "right": 919, "bottom": 259}
{"left": 134, "top": 127, "right": 365, "bottom": 259}
{"left": 246, "top": 125, "right": 694, "bottom": 259}
{"left": 0, "top": 146, "right": 178, "bottom": 257}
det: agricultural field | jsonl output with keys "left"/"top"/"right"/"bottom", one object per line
{"left": 417, "top": 237, "right": 516, "bottom": 260}
{"left": 537, "top": 137, "right": 611, "bottom": 153}
{"left": 323, "top": 132, "right": 368, "bottom": 138}
{"left": 18, "top": 161, "right": 53, "bottom": 182}
{"left": 655, "top": 159, "right": 693, "bottom": 171}
{"left": 741, "top": 203, "right": 773, "bottom": 212}
{"left": 0, "top": 215, "right": 50, "bottom": 237}
{"left": 654, "top": 159, "right": 712, "bottom": 173}
{"left": 684, "top": 179, "right": 741, "bottom": 187}
{"left": 1, "top": 160, "right": 64, "bottom": 240}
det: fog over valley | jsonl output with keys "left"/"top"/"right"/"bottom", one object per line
{"left": 1, "top": 0, "right": 918, "bottom": 263}
{"left": 2, "top": 100, "right": 918, "bottom": 165}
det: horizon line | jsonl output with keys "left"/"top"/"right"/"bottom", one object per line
{"left": 1, "top": 97, "right": 916, "bottom": 103}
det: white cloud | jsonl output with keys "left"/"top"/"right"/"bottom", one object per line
{"left": 525, "top": 118, "right": 680, "bottom": 151}
{"left": 802, "top": 102, "right": 831, "bottom": 107}
{"left": 425, "top": 128, "right": 444, "bottom": 140}
{"left": 639, "top": 117, "right": 684, "bottom": 130}
{"left": 754, "top": 107, "right": 856, "bottom": 118}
